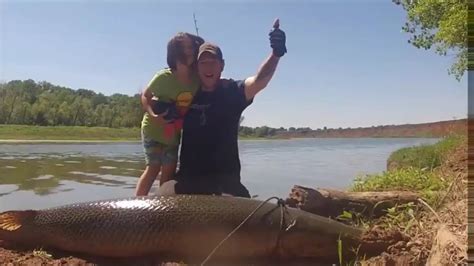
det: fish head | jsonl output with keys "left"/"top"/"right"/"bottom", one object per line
{"left": 276, "top": 211, "right": 363, "bottom": 262}
{"left": 278, "top": 230, "right": 340, "bottom": 260}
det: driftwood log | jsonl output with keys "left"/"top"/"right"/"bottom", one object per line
{"left": 285, "top": 185, "right": 419, "bottom": 218}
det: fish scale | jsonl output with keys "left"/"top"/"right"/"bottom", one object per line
{"left": 0, "top": 195, "right": 364, "bottom": 263}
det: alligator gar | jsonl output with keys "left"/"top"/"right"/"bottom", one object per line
{"left": 0, "top": 195, "right": 364, "bottom": 263}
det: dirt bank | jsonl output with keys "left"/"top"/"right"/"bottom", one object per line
{"left": 361, "top": 140, "right": 467, "bottom": 265}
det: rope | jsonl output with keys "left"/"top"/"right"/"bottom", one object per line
{"left": 274, "top": 198, "right": 296, "bottom": 253}
{"left": 200, "top": 196, "right": 292, "bottom": 266}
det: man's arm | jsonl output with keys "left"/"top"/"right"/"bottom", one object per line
{"left": 244, "top": 18, "right": 286, "bottom": 101}
{"left": 244, "top": 54, "right": 280, "bottom": 101}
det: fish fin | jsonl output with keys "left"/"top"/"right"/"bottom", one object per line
{"left": 0, "top": 210, "right": 37, "bottom": 231}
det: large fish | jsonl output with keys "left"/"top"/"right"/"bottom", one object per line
{"left": 0, "top": 195, "right": 364, "bottom": 264}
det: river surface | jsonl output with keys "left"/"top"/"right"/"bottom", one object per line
{"left": 0, "top": 138, "right": 439, "bottom": 211}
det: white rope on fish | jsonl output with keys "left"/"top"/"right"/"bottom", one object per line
{"left": 200, "top": 196, "right": 294, "bottom": 266}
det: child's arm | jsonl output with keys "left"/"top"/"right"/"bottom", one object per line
{"left": 141, "top": 86, "right": 155, "bottom": 114}
{"left": 141, "top": 86, "right": 169, "bottom": 125}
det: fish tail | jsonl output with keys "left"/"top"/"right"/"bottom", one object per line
{"left": 0, "top": 210, "right": 37, "bottom": 232}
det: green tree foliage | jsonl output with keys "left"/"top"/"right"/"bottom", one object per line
{"left": 2, "top": 80, "right": 306, "bottom": 137}
{"left": 238, "top": 125, "right": 315, "bottom": 138}
{"left": 239, "top": 126, "right": 255, "bottom": 136}
{"left": 394, "top": 0, "right": 467, "bottom": 80}
{"left": 0, "top": 80, "right": 142, "bottom": 128}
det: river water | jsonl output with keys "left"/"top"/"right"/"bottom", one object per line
{"left": 0, "top": 138, "right": 439, "bottom": 211}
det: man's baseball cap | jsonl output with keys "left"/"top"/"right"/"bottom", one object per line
{"left": 197, "top": 42, "right": 223, "bottom": 61}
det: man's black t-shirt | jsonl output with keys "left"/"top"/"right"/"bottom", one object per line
{"left": 175, "top": 79, "right": 252, "bottom": 197}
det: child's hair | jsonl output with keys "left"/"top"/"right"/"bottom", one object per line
{"left": 167, "top": 32, "right": 205, "bottom": 70}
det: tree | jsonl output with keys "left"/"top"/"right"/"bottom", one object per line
{"left": 239, "top": 126, "right": 254, "bottom": 136}
{"left": 394, "top": 0, "right": 467, "bottom": 80}
{"left": 255, "top": 126, "right": 268, "bottom": 137}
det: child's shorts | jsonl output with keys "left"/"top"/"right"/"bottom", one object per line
{"left": 142, "top": 136, "right": 178, "bottom": 166}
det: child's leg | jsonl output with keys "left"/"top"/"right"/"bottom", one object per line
{"left": 136, "top": 136, "right": 163, "bottom": 196}
{"left": 160, "top": 162, "right": 177, "bottom": 185}
{"left": 157, "top": 179, "right": 177, "bottom": 196}
{"left": 159, "top": 145, "right": 179, "bottom": 186}
{"left": 136, "top": 164, "right": 161, "bottom": 196}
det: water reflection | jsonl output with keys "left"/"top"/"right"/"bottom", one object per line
{"left": 0, "top": 153, "right": 144, "bottom": 198}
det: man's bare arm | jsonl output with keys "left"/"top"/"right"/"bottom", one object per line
{"left": 243, "top": 18, "right": 286, "bottom": 101}
{"left": 244, "top": 54, "right": 280, "bottom": 101}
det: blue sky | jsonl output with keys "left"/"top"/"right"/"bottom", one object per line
{"left": 1, "top": 1, "right": 467, "bottom": 129}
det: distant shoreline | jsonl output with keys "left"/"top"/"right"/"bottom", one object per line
{"left": 0, "top": 119, "right": 465, "bottom": 143}
{"left": 0, "top": 139, "right": 141, "bottom": 144}
{"left": 0, "top": 136, "right": 443, "bottom": 144}
{"left": 0, "top": 137, "right": 266, "bottom": 144}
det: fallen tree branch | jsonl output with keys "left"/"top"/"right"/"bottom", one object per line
{"left": 285, "top": 185, "right": 420, "bottom": 218}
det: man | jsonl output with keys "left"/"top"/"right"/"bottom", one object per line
{"left": 159, "top": 19, "right": 286, "bottom": 197}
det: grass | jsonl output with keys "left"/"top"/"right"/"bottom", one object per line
{"left": 32, "top": 248, "right": 52, "bottom": 259}
{"left": 352, "top": 167, "right": 447, "bottom": 206}
{"left": 342, "top": 134, "right": 466, "bottom": 264}
{"left": 0, "top": 125, "right": 141, "bottom": 141}
{"left": 0, "top": 125, "right": 266, "bottom": 141}
{"left": 387, "top": 134, "right": 464, "bottom": 170}
{"left": 237, "top": 135, "right": 267, "bottom": 140}
{"left": 352, "top": 134, "right": 465, "bottom": 207}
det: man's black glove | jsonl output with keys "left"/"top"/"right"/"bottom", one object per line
{"left": 269, "top": 19, "right": 287, "bottom": 57}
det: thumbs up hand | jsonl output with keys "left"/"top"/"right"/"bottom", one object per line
{"left": 269, "top": 18, "right": 287, "bottom": 57}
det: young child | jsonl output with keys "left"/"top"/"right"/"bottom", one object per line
{"left": 135, "top": 32, "right": 204, "bottom": 196}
